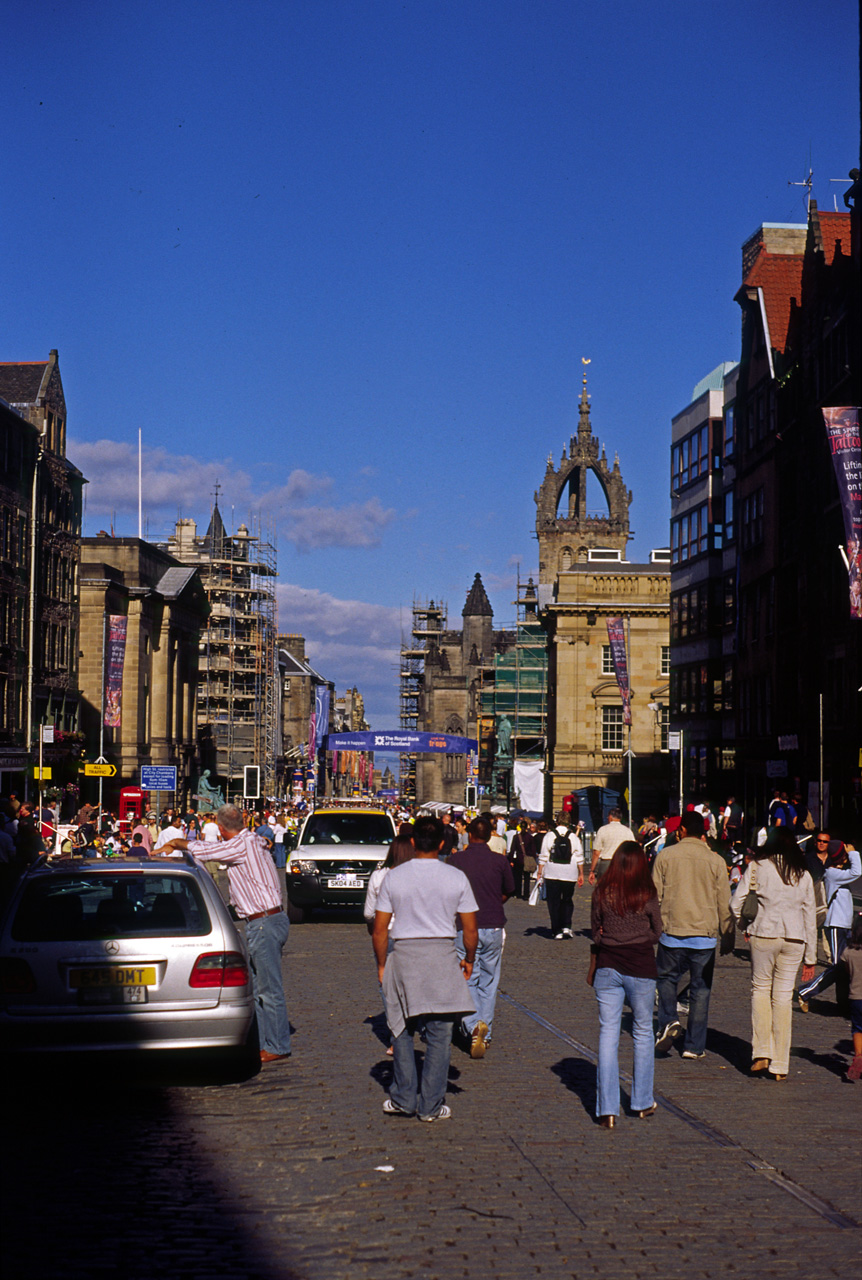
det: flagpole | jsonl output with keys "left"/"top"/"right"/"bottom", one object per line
{"left": 626, "top": 613, "right": 633, "bottom": 827}
{"left": 138, "top": 428, "right": 142, "bottom": 539}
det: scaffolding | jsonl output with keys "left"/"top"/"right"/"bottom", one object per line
{"left": 160, "top": 507, "right": 278, "bottom": 801}
{"left": 479, "top": 576, "right": 547, "bottom": 795}
{"left": 399, "top": 598, "right": 446, "bottom": 801}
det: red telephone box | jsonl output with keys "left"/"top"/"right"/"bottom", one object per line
{"left": 119, "top": 787, "right": 149, "bottom": 835}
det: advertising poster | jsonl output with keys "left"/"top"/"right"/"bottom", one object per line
{"left": 823, "top": 407, "right": 862, "bottom": 617}
{"left": 606, "top": 617, "right": 632, "bottom": 725}
{"left": 103, "top": 614, "right": 128, "bottom": 728}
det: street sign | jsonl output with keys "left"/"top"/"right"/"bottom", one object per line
{"left": 34, "top": 766, "right": 52, "bottom": 780}
{"left": 667, "top": 732, "right": 681, "bottom": 750}
{"left": 84, "top": 763, "right": 116, "bottom": 777}
{"left": 141, "top": 765, "right": 177, "bottom": 791}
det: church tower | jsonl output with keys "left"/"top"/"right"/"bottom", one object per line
{"left": 534, "top": 373, "right": 632, "bottom": 585}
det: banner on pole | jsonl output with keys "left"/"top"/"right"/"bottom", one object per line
{"left": 606, "top": 617, "right": 631, "bottom": 725}
{"left": 823, "top": 407, "right": 862, "bottom": 617}
{"left": 104, "top": 615, "right": 128, "bottom": 728}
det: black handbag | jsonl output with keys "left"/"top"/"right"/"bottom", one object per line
{"left": 739, "top": 865, "right": 759, "bottom": 930}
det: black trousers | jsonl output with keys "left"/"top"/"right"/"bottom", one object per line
{"left": 545, "top": 879, "right": 575, "bottom": 934}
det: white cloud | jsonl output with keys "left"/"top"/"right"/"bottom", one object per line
{"left": 71, "top": 437, "right": 396, "bottom": 551}
{"left": 277, "top": 584, "right": 403, "bottom": 725}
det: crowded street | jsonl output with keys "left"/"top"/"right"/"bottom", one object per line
{"left": 3, "top": 886, "right": 857, "bottom": 1280}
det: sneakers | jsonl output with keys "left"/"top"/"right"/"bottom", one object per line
{"left": 562, "top": 928, "right": 573, "bottom": 938}
{"left": 470, "top": 1020, "right": 490, "bottom": 1059}
{"left": 418, "top": 1104, "right": 451, "bottom": 1123}
{"left": 554, "top": 932, "right": 564, "bottom": 940}
{"left": 655, "top": 1020, "right": 682, "bottom": 1052}
{"left": 681, "top": 1050, "right": 706, "bottom": 1060}
{"left": 382, "top": 1098, "right": 414, "bottom": 1117}
{"left": 847, "top": 1054, "right": 862, "bottom": 1082}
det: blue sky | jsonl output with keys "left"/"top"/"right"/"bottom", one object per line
{"left": 4, "top": 0, "right": 859, "bottom": 726}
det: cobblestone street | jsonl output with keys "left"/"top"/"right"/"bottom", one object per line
{"left": 4, "top": 889, "right": 859, "bottom": 1279}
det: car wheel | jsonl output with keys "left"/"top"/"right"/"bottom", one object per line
{"left": 286, "top": 900, "right": 307, "bottom": 924}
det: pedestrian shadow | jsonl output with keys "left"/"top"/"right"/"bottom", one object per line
{"left": 522, "top": 925, "right": 555, "bottom": 939}
{"left": 792, "top": 1042, "right": 855, "bottom": 1079}
{"left": 699, "top": 1027, "right": 754, "bottom": 1074}
{"left": 550, "top": 1056, "right": 597, "bottom": 1120}
{"left": 369, "top": 1056, "right": 465, "bottom": 1095}
{"left": 364, "top": 1011, "right": 390, "bottom": 1049}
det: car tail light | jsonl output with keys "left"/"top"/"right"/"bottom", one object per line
{"left": 189, "top": 952, "right": 249, "bottom": 989}
{"left": 0, "top": 958, "right": 36, "bottom": 994}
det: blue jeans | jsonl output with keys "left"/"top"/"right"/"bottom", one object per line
{"left": 390, "top": 1016, "right": 454, "bottom": 1118}
{"left": 656, "top": 942, "right": 715, "bottom": 1054}
{"left": 594, "top": 967, "right": 656, "bottom": 1115}
{"left": 455, "top": 927, "right": 504, "bottom": 1039}
{"left": 245, "top": 910, "right": 291, "bottom": 1055}
{"left": 272, "top": 841, "right": 287, "bottom": 869}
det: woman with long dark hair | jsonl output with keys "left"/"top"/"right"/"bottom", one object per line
{"left": 731, "top": 827, "right": 816, "bottom": 1080}
{"left": 589, "top": 840, "right": 663, "bottom": 1128}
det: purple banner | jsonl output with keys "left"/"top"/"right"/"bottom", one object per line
{"left": 104, "top": 614, "right": 128, "bottom": 728}
{"left": 314, "top": 685, "right": 330, "bottom": 751}
{"left": 824, "top": 407, "right": 862, "bottom": 617}
{"left": 606, "top": 617, "right": 631, "bottom": 726}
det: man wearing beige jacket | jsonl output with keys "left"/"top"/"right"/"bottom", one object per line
{"left": 652, "top": 809, "right": 735, "bottom": 1059}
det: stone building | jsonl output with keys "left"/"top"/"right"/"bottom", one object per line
{"left": 0, "top": 352, "right": 85, "bottom": 799}
{"left": 537, "top": 378, "right": 671, "bottom": 820}
{"left": 414, "top": 575, "right": 515, "bottom": 807}
{"left": 78, "top": 537, "right": 209, "bottom": 810}
{"left": 276, "top": 634, "right": 334, "bottom": 797}
{"left": 157, "top": 509, "right": 277, "bottom": 801}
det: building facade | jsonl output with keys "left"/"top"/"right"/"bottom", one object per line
{"left": 414, "top": 576, "right": 515, "bottom": 808}
{"left": 78, "top": 537, "right": 209, "bottom": 810}
{"left": 157, "top": 509, "right": 277, "bottom": 802}
{"left": 537, "top": 378, "right": 671, "bottom": 820}
{"left": 0, "top": 352, "right": 85, "bottom": 800}
{"left": 669, "top": 361, "right": 739, "bottom": 803}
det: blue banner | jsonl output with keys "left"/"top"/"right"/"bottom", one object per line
{"left": 324, "top": 730, "right": 478, "bottom": 754}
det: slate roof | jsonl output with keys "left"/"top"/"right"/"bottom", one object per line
{"left": 203, "top": 504, "right": 227, "bottom": 556}
{"left": 155, "top": 567, "right": 198, "bottom": 599}
{"left": 0, "top": 361, "right": 49, "bottom": 404}
{"left": 462, "top": 572, "right": 493, "bottom": 617}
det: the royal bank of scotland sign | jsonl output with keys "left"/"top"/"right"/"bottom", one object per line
{"left": 324, "top": 731, "right": 478, "bottom": 754}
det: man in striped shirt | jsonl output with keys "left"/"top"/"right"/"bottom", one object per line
{"left": 163, "top": 802, "right": 291, "bottom": 1063}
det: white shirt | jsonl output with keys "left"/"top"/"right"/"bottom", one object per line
{"left": 153, "top": 823, "right": 185, "bottom": 852}
{"left": 539, "top": 827, "right": 584, "bottom": 881}
{"left": 202, "top": 820, "right": 220, "bottom": 842}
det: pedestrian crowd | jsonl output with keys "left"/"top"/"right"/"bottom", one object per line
{"left": 1, "top": 786, "right": 860, "bottom": 1110}
{"left": 364, "top": 798, "right": 861, "bottom": 1123}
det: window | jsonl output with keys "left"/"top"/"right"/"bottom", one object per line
{"left": 724, "top": 405, "right": 735, "bottom": 459}
{"left": 659, "top": 705, "right": 669, "bottom": 751}
{"left": 601, "top": 705, "right": 624, "bottom": 752}
{"left": 670, "top": 502, "right": 710, "bottom": 564}
{"left": 741, "top": 488, "right": 764, "bottom": 550}
{"left": 601, "top": 644, "right": 614, "bottom": 675}
{"left": 444, "top": 753, "right": 464, "bottom": 781}
{"left": 660, "top": 645, "right": 670, "bottom": 676}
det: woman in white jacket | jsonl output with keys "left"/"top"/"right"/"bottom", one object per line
{"left": 732, "top": 828, "right": 816, "bottom": 1080}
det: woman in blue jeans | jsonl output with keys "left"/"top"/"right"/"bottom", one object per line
{"left": 588, "top": 841, "right": 663, "bottom": 1129}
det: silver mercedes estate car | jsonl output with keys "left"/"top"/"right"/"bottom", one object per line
{"left": 0, "top": 853, "right": 256, "bottom": 1055}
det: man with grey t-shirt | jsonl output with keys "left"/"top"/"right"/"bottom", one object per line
{"left": 373, "top": 815, "right": 479, "bottom": 1122}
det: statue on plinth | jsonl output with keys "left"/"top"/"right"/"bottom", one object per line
{"left": 194, "top": 769, "right": 225, "bottom": 814}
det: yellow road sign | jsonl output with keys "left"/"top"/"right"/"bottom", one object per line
{"left": 83, "top": 763, "right": 117, "bottom": 777}
{"left": 34, "top": 766, "right": 52, "bottom": 780}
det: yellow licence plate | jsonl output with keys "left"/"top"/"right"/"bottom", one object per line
{"left": 70, "top": 966, "right": 157, "bottom": 989}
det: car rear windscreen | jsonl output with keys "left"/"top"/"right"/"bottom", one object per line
{"left": 11, "top": 874, "right": 212, "bottom": 941}
{"left": 302, "top": 813, "right": 394, "bottom": 845}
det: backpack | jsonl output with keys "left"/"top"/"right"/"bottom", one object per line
{"left": 550, "top": 829, "right": 572, "bottom": 864}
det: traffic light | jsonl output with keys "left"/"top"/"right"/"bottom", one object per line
{"left": 465, "top": 784, "right": 477, "bottom": 808}
{"left": 243, "top": 765, "right": 260, "bottom": 800}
